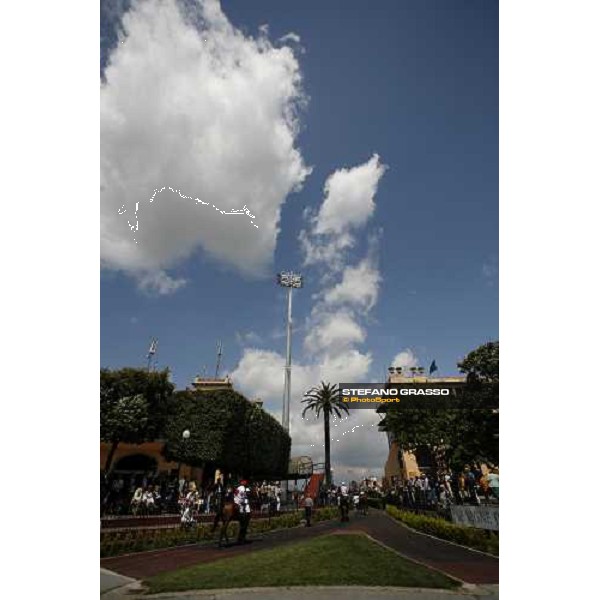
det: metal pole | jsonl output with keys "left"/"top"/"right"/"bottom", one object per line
{"left": 283, "top": 286, "right": 293, "bottom": 433}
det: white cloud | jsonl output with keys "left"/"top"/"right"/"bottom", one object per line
{"left": 299, "top": 229, "right": 355, "bottom": 271}
{"left": 235, "top": 330, "right": 263, "bottom": 346}
{"left": 391, "top": 348, "right": 419, "bottom": 369}
{"left": 101, "top": 0, "right": 311, "bottom": 284}
{"left": 323, "top": 258, "right": 381, "bottom": 312}
{"left": 304, "top": 311, "right": 366, "bottom": 355}
{"left": 300, "top": 155, "right": 386, "bottom": 270}
{"left": 137, "top": 270, "right": 187, "bottom": 295}
{"left": 314, "top": 154, "right": 386, "bottom": 235}
{"left": 230, "top": 348, "right": 317, "bottom": 417}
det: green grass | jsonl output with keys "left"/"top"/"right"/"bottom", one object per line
{"left": 145, "top": 533, "right": 460, "bottom": 593}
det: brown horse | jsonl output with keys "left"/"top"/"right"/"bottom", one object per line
{"left": 211, "top": 497, "right": 251, "bottom": 547}
{"left": 357, "top": 494, "right": 369, "bottom": 516}
{"left": 339, "top": 494, "right": 350, "bottom": 522}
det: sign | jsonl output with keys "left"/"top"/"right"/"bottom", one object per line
{"left": 449, "top": 505, "right": 499, "bottom": 531}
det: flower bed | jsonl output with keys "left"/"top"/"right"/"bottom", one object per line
{"left": 386, "top": 505, "right": 499, "bottom": 556}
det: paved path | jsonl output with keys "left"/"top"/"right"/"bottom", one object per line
{"left": 100, "top": 568, "right": 136, "bottom": 593}
{"left": 101, "top": 511, "right": 498, "bottom": 585}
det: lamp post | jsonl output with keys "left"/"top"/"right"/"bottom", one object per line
{"left": 276, "top": 272, "right": 303, "bottom": 433}
{"left": 178, "top": 429, "right": 191, "bottom": 480}
{"left": 276, "top": 271, "right": 302, "bottom": 507}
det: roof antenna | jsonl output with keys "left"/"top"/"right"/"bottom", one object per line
{"left": 215, "top": 340, "right": 223, "bottom": 378}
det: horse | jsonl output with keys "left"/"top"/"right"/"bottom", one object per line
{"left": 211, "top": 492, "right": 251, "bottom": 547}
{"left": 339, "top": 494, "right": 350, "bottom": 522}
{"left": 357, "top": 494, "right": 369, "bottom": 516}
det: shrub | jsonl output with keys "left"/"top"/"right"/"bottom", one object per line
{"left": 386, "top": 506, "right": 498, "bottom": 556}
{"left": 100, "top": 509, "right": 339, "bottom": 558}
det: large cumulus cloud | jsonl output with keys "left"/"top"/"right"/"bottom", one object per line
{"left": 101, "top": 0, "right": 311, "bottom": 291}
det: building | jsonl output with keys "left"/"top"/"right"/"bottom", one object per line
{"left": 189, "top": 375, "right": 233, "bottom": 392}
{"left": 382, "top": 372, "right": 467, "bottom": 485}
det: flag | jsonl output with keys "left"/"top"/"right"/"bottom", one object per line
{"left": 429, "top": 360, "right": 438, "bottom": 375}
{"left": 148, "top": 338, "right": 158, "bottom": 356}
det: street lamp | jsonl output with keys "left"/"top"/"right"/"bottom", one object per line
{"left": 179, "top": 429, "right": 191, "bottom": 480}
{"left": 276, "top": 271, "right": 303, "bottom": 434}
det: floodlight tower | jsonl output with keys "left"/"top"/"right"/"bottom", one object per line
{"left": 276, "top": 271, "right": 303, "bottom": 433}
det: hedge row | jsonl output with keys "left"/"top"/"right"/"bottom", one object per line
{"left": 163, "top": 389, "right": 291, "bottom": 478}
{"left": 101, "top": 507, "right": 339, "bottom": 557}
{"left": 386, "top": 505, "right": 499, "bottom": 556}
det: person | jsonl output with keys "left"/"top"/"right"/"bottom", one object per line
{"left": 487, "top": 468, "right": 499, "bottom": 500}
{"left": 302, "top": 495, "right": 314, "bottom": 526}
{"left": 181, "top": 482, "right": 198, "bottom": 525}
{"left": 274, "top": 482, "right": 281, "bottom": 512}
{"left": 235, "top": 479, "right": 251, "bottom": 515}
{"left": 338, "top": 482, "right": 350, "bottom": 522}
{"left": 479, "top": 471, "right": 490, "bottom": 502}
{"left": 141, "top": 486, "right": 155, "bottom": 513}
{"left": 458, "top": 471, "right": 467, "bottom": 504}
{"left": 466, "top": 468, "right": 480, "bottom": 505}
{"left": 131, "top": 486, "right": 143, "bottom": 515}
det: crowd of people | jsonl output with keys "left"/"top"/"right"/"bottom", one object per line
{"left": 101, "top": 466, "right": 498, "bottom": 519}
{"left": 383, "top": 465, "right": 500, "bottom": 511}
{"left": 100, "top": 473, "right": 287, "bottom": 517}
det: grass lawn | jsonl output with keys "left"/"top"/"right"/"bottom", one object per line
{"left": 145, "top": 533, "right": 460, "bottom": 594}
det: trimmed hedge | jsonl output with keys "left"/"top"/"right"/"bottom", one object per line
{"left": 101, "top": 507, "right": 339, "bottom": 558}
{"left": 386, "top": 505, "right": 498, "bottom": 556}
{"left": 163, "top": 389, "right": 291, "bottom": 478}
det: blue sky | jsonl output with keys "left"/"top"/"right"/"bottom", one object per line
{"left": 101, "top": 0, "right": 497, "bottom": 476}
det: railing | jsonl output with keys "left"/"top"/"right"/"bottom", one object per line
{"left": 383, "top": 484, "right": 498, "bottom": 521}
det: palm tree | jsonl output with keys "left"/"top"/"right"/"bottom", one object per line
{"left": 302, "top": 382, "right": 349, "bottom": 486}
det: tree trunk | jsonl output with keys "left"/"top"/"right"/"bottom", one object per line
{"left": 104, "top": 440, "right": 119, "bottom": 474}
{"left": 324, "top": 411, "right": 331, "bottom": 486}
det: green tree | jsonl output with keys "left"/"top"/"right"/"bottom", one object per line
{"left": 163, "top": 389, "right": 290, "bottom": 479}
{"left": 458, "top": 341, "right": 499, "bottom": 383}
{"left": 380, "top": 342, "right": 499, "bottom": 472}
{"left": 100, "top": 394, "right": 149, "bottom": 473}
{"left": 302, "top": 382, "right": 349, "bottom": 486}
{"left": 100, "top": 368, "right": 174, "bottom": 473}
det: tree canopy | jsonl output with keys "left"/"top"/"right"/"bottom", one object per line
{"left": 458, "top": 341, "right": 499, "bottom": 383}
{"left": 379, "top": 341, "right": 499, "bottom": 472}
{"left": 163, "top": 389, "right": 291, "bottom": 479}
{"left": 100, "top": 368, "right": 175, "bottom": 472}
{"left": 302, "top": 382, "right": 349, "bottom": 485}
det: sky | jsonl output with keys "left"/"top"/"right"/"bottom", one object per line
{"left": 100, "top": 0, "right": 498, "bottom": 482}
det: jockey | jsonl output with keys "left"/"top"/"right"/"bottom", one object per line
{"left": 340, "top": 481, "right": 349, "bottom": 497}
{"left": 234, "top": 479, "right": 251, "bottom": 514}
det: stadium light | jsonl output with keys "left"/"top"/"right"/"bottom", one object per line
{"left": 276, "top": 272, "right": 303, "bottom": 433}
